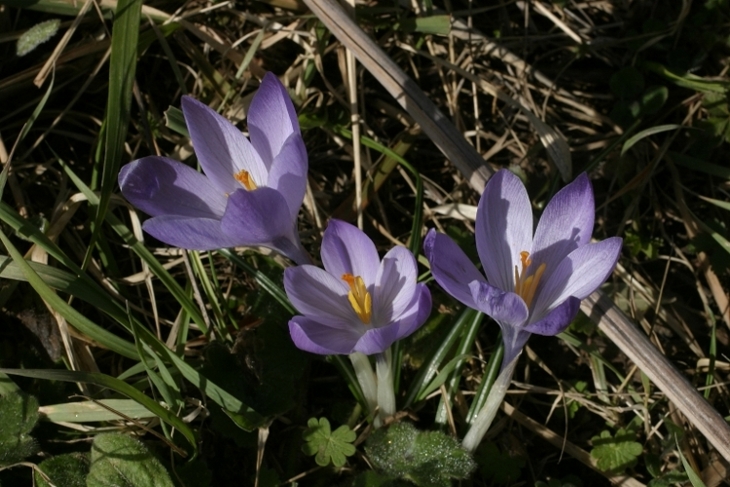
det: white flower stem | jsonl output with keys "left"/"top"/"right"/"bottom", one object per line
{"left": 375, "top": 349, "right": 396, "bottom": 422}
{"left": 461, "top": 352, "right": 520, "bottom": 453}
{"left": 349, "top": 352, "right": 378, "bottom": 423}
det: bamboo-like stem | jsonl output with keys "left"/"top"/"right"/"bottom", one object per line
{"left": 304, "top": 0, "right": 730, "bottom": 463}
{"left": 349, "top": 352, "right": 378, "bottom": 424}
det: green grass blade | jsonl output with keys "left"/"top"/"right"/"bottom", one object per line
{"left": 88, "top": 0, "right": 142, "bottom": 267}
{"left": 0, "top": 229, "right": 139, "bottom": 360}
{"left": 0, "top": 368, "right": 196, "bottom": 455}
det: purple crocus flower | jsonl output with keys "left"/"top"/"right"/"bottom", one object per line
{"left": 425, "top": 169, "right": 622, "bottom": 364}
{"left": 284, "top": 219, "right": 432, "bottom": 355}
{"left": 118, "top": 72, "right": 310, "bottom": 265}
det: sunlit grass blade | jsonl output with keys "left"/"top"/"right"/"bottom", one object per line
{"left": 0, "top": 229, "right": 139, "bottom": 360}
{"left": 465, "top": 338, "right": 503, "bottom": 424}
{"left": 40, "top": 399, "right": 158, "bottom": 423}
{"left": 88, "top": 0, "right": 142, "bottom": 268}
{"left": 0, "top": 368, "right": 196, "bottom": 456}
{"left": 60, "top": 160, "right": 208, "bottom": 333}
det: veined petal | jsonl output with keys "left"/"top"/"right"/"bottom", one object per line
{"left": 469, "top": 281, "right": 529, "bottom": 328}
{"left": 372, "top": 246, "right": 418, "bottom": 325}
{"left": 182, "top": 96, "right": 267, "bottom": 195}
{"left": 424, "top": 229, "right": 485, "bottom": 310}
{"left": 289, "top": 316, "right": 363, "bottom": 355}
{"left": 531, "top": 173, "right": 594, "bottom": 270}
{"left": 220, "top": 186, "right": 295, "bottom": 248}
{"left": 531, "top": 237, "right": 622, "bottom": 317}
{"left": 265, "top": 133, "right": 308, "bottom": 220}
{"left": 476, "top": 170, "right": 533, "bottom": 291}
{"left": 248, "top": 72, "right": 300, "bottom": 169}
{"left": 142, "top": 216, "right": 243, "bottom": 250}
{"left": 119, "top": 157, "right": 226, "bottom": 218}
{"left": 284, "top": 265, "right": 361, "bottom": 327}
{"left": 523, "top": 296, "right": 580, "bottom": 336}
{"left": 392, "top": 284, "right": 432, "bottom": 339}
{"left": 321, "top": 220, "right": 380, "bottom": 286}
{"left": 353, "top": 324, "right": 402, "bottom": 355}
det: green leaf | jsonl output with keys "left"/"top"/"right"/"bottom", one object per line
{"left": 302, "top": 417, "right": 356, "bottom": 467}
{"left": 36, "top": 453, "right": 89, "bottom": 487}
{"left": 87, "top": 433, "right": 174, "bottom": 487}
{"left": 621, "top": 124, "right": 683, "bottom": 156}
{"left": 365, "top": 422, "right": 476, "bottom": 487}
{"left": 396, "top": 15, "right": 451, "bottom": 35}
{"left": 0, "top": 392, "right": 39, "bottom": 466}
{"left": 640, "top": 86, "right": 669, "bottom": 115}
{"left": 677, "top": 437, "right": 707, "bottom": 487}
{"left": 39, "top": 399, "right": 158, "bottom": 423}
{"left": 590, "top": 428, "right": 643, "bottom": 474}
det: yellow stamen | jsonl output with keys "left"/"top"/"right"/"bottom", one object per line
{"left": 513, "top": 251, "right": 546, "bottom": 308}
{"left": 342, "top": 273, "right": 372, "bottom": 324}
{"left": 234, "top": 170, "right": 257, "bottom": 190}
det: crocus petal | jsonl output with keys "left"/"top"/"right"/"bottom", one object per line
{"left": 220, "top": 186, "right": 296, "bottom": 247}
{"left": 289, "top": 316, "right": 362, "bottom": 355}
{"left": 353, "top": 324, "right": 402, "bottom": 355}
{"left": 523, "top": 296, "right": 580, "bottom": 336}
{"left": 476, "top": 169, "right": 533, "bottom": 291}
{"left": 321, "top": 220, "right": 380, "bottom": 286}
{"left": 531, "top": 237, "right": 623, "bottom": 317}
{"left": 469, "top": 281, "right": 529, "bottom": 328}
{"left": 119, "top": 156, "right": 226, "bottom": 219}
{"left": 284, "top": 265, "right": 361, "bottom": 327}
{"left": 392, "top": 284, "right": 432, "bottom": 339}
{"left": 248, "top": 72, "right": 300, "bottom": 169}
{"left": 500, "top": 326, "right": 531, "bottom": 366}
{"left": 142, "top": 216, "right": 243, "bottom": 250}
{"left": 181, "top": 96, "right": 267, "bottom": 195}
{"left": 531, "top": 173, "right": 594, "bottom": 270}
{"left": 372, "top": 246, "right": 418, "bottom": 324}
{"left": 424, "top": 229, "right": 485, "bottom": 310}
{"left": 265, "top": 133, "right": 308, "bottom": 220}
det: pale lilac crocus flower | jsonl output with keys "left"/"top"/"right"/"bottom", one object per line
{"left": 118, "top": 73, "right": 311, "bottom": 265}
{"left": 424, "top": 169, "right": 622, "bottom": 451}
{"left": 285, "top": 219, "right": 431, "bottom": 425}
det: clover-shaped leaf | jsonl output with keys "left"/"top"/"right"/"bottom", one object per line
{"left": 302, "top": 417, "right": 356, "bottom": 467}
{"left": 590, "top": 428, "right": 643, "bottom": 474}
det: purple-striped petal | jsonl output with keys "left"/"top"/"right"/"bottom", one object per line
{"left": 532, "top": 237, "right": 623, "bottom": 317}
{"left": 469, "top": 281, "right": 529, "bottom": 328}
{"left": 476, "top": 170, "right": 533, "bottom": 291}
{"left": 353, "top": 324, "right": 402, "bottom": 355}
{"left": 265, "top": 133, "right": 307, "bottom": 220}
{"left": 372, "top": 246, "right": 417, "bottom": 324}
{"left": 424, "top": 229, "right": 485, "bottom": 310}
{"left": 220, "top": 186, "right": 295, "bottom": 247}
{"left": 523, "top": 296, "right": 580, "bottom": 336}
{"left": 119, "top": 157, "right": 226, "bottom": 219}
{"left": 284, "top": 265, "right": 360, "bottom": 327}
{"left": 289, "top": 316, "right": 363, "bottom": 355}
{"left": 321, "top": 220, "right": 380, "bottom": 286}
{"left": 392, "top": 284, "right": 432, "bottom": 339}
{"left": 182, "top": 96, "right": 267, "bottom": 195}
{"left": 248, "top": 73, "right": 300, "bottom": 170}
{"left": 531, "top": 173, "right": 594, "bottom": 270}
{"left": 142, "top": 216, "right": 243, "bottom": 250}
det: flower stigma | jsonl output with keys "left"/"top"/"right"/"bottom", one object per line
{"left": 234, "top": 170, "right": 258, "bottom": 190}
{"left": 513, "top": 251, "right": 546, "bottom": 308}
{"left": 341, "top": 273, "right": 372, "bottom": 324}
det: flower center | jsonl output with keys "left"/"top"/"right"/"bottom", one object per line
{"left": 342, "top": 273, "right": 372, "bottom": 324}
{"left": 234, "top": 170, "right": 257, "bottom": 190}
{"left": 513, "top": 251, "right": 546, "bottom": 309}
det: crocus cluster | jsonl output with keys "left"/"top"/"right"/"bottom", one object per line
{"left": 119, "top": 73, "right": 311, "bottom": 265}
{"left": 118, "top": 74, "right": 622, "bottom": 445}
{"left": 425, "top": 169, "right": 622, "bottom": 451}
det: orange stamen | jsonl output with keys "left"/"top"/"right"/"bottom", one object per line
{"left": 513, "top": 251, "right": 546, "bottom": 308}
{"left": 234, "top": 170, "right": 257, "bottom": 190}
{"left": 342, "top": 273, "right": 372, "bottom": 324}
